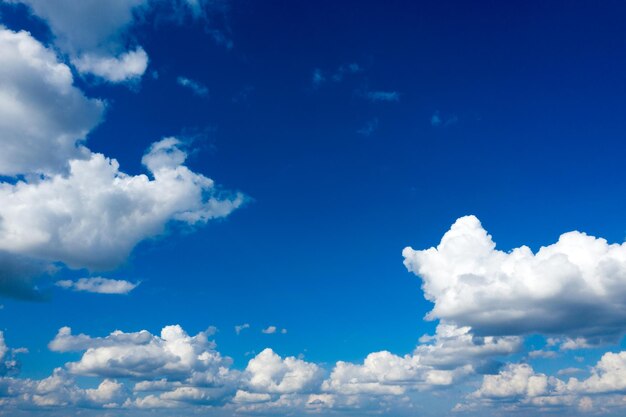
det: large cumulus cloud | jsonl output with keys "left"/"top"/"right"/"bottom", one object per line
{"left": 403, "top": 215, "right": 626, "bottom": 344}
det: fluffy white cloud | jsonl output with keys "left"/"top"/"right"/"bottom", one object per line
{"left": 0, "top": 25, "right": 243, "bottom": 298}
{"left": 8, "top": 0, "right": 231, "bottom": 82}
{"left": 472, "top": 364, "right": 550, "bottom": 400}
{"left": 463, "top": 352, "right": 626, "bottom": 413}
{"left": 244, "top": 348, "right": 323, "bottom": 394}
{"left": 56, "top": 277, "right": 139, "bottom": 294}
{"left": 0, "top": 137, "right": 243, "bottom": 270}
{"left": 50, "top": 325, "right": 230, "bottom": 381}
{"left": 322, "top": 323, "right": 519, "bottom": 398}
{"left": 0, "top": 28, "right": 103, "bottom": 176}
{"left": 403, "top": 215, "right": 626, "bottom": 343}
{"left": 566, "top": 351, "right": 626, "bottom": 394}
{"left": 72, "top": 48, "right": 149, "bottom": 83}
{"left": 414, "top": 323, "right": 521, "bottom": 370}
{"left": 323, "top": 351, "right": 426, "bottom": 396}
{"left": 8, "top": 0, "right": 147, "bottom": 82}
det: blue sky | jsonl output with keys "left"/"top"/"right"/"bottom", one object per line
{"left": 1, "top": 1, "right": 626, "bottom": 415}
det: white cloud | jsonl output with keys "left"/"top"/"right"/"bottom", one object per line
{"left": 463, "top": 352, "right": 626, "bottom": 412}
{"left": 9, "top": 0, "right": 231, "bottom": 82}
{"left": 177, "top": 76, "right": 209, "bottom": 97}
{"left": 566, "top": 351, "right": 626, "bottom": 394}
{"left": 0, "top": 137, "right": 243, "bottom": 270}
{"left": 50, "top": 325, "right": 230, "bottom": 381}
{"left": 0, "top": 25, "right": 243, "bottom": 299}
{"left": 244, "top": 348, "right": 323, "bottom": 394}
{"left": 72, "top": 48, "right": 149, "bottom": 83}
{"left": 403, "top": 215, "right": 626, "bottom": 343}
{"left": 235, "top": 323, "right": 250, "bottom": 335}
{"left": 262, "top": 326, "right": 277, "bottom": 334}
{"left": 0, "top": 331, "right": 22, "bottom": 375}
{"left": 322, "top": 323, "right": 519, "bottom": 399}
{"left": 0, "top": 28, "right": 103, "bottom": 176}
{"left": 232, "top": 389, "right": 271, "bottom": 404}
{"left": 414, "top": 323, "right": 522, "bottom": 369}
{"left": 472, "top": 364, "right": 549, "bottom": 400}
{"left": 55, "top": 277, "right": 139, "bottom": 294}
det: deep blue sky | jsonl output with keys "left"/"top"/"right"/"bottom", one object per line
{"left": 2, "top": 1, "right": 626, "bottom": 415}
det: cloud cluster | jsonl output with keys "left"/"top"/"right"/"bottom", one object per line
{"left": 0, "top": 28, "right": 103, "bottom": 176}
{"left": 460, "top": 351, "right": 626, "bottom": 413}
{"left": 8, "top": 0, "right": 230, "bottom": 82}
{"left": 0, "top": 27, "right": 243, "bottom": 298}
{"left": 403, "top": 215, "right": 626, "bottom": 344}
{"left": 0, "top": 137, "right": 243, "bottom": 270}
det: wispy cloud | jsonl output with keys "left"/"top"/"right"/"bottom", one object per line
{"left": 235, "top": 323, "right": 250, "bottom": 335}
{"left": 56, "top": 277, "right": 139, "bottom": 295}
{"left": 312, "top": 68, "right": 326, "bottom": 88}
{"left": 431, "top": 111, "right": 458, "bottom": 127}
{"left": 357, "top": 118, "right": 379, "bottom": 136}
{"left": 331, "top": 63, "right": 362, "bottom": 82}
{"left": 364, "top": 91, "right": 400, "bottom": 102}
{"left": 177, "top": 76, "right": 209, "bottom": 97}
{"left": 312, "top": 63, "right": 362, "bottom": 88}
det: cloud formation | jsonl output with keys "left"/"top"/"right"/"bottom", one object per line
{"left": 0, "top": 28, "right": 103, "bottom": 176}
{"left": 0, "top": 27, "right": 243, "bottom": 298}
{"left": 8, "top": 0, "right": 230, "bottom": 82}
{"left": 0, "top": 137, "right": 244, "bottom": 270}
{"left": 177, "top": 76, "right": 209, "bottom": 97}
{"left": 364, "top": 91, "right": 400, "bottom": 102}
{"left": 403, "top": 215, "right": 626, "bottom": 344}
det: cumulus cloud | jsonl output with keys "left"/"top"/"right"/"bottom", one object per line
{"left": 0, "top": 137, "right": 244, "bottom": 270}
{"left": 55, "top": 277, "right": 139, "bottom": 294}
{"left": 7, "top": 0, "right": 147, "bottom": 82}
{"left": 50, "top": 325, "right": 230, "bottom": 381}
{"left": 0, "top": 26, "right": 243, "bottom": 298}
{"left": 177, "top": 76, "right": 209, "bottom": 97}
{"left": 403, "top": 215, "right": 626, "bottom": 344}
{"left": 244, "top": 348, "right": 323, "bottom": 394}
{"left": 322, "top": 323, "right": 519, "bottom": 399}
{"left": 9, "top": 0, "right": 231, "bottom": 82}
{"left": 463, "top": 352, "right": 626, "bottom": 413}
{"left": 0, "top": 28, "right": 103, "bottom": 176}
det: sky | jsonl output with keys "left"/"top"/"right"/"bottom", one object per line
{"left": 1, "top": 0, "right": 626, "bottom": 416}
